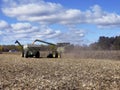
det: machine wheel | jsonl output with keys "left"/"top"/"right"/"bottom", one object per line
{"left": 22, "top": 51, "right": 24, "bottom": 57}
{"left": 24, "top": 51, "right": 28, "bottom": 58}
{"left": 55, "top": 52, "right": 58, "bottom": 58}
{"left": 47, "top": 53, "right": 53, "bottom": 58}
{"left": 35, "top": 51, "right": 40, "bottom": 58}
{"left": 52, "top": 51, "right": 59, "bottom": 58}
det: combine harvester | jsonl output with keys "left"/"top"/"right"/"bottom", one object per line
{"left": 15, "top": 39, "right": 62, "bottom": 58}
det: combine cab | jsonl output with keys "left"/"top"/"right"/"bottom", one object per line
{"left": 15, "top": 39, "right": 61, "bottom": 58}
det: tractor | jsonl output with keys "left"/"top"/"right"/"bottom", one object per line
{"left": 15, "top": 39, "right": 61, "bottom": 58}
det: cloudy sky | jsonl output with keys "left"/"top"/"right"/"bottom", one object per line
{"left": 0, "top": 0, "right": 120, "bottom": 45}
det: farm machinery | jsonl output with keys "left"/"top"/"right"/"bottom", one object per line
{"left": 15, "top": 39, "right": 61, "bottom": 58}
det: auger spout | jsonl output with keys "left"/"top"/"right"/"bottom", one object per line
{"left": 32, "top": 39, "right": 56, "bottom": 46}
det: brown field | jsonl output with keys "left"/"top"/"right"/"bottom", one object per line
{"left": 0, "top": 52, "right": 120, "bottom": 90}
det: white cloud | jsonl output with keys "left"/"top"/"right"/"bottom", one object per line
{"left": 87, "top": 5, "right": 120, "bottom": 28}
{"left": 0, "top": 20, "right": 85, "bottom": 44}
{"left": 57, "top": 29, "right": 86, "bottom": 44}
{"left": 2, "top": 1, "right": 120, "bottom": 28}
{"left": 3, "top": 3, "right": 62, "bottom": 17}
{"left": 91, "top": 5, "right": 103, "bottom": 18}
{"left": 11, "top": 23, "right": 32, "bottom": 30}
{"left": 2, "top": 1, "right": 63, "bottom": 25}
{"left": 1, "top": 0, "right": 120, "bottom": 44}
{"left": 0, "top": 21, "right": 62, "bottom": 44}
{"left": 2, "top": 0, "right": 44, "bottom": 7}
{"left": 0, "top": 20, "right": 10, "bottom": 30}
{"left": 94, "top": 13, "right": 120, "bottom": 28}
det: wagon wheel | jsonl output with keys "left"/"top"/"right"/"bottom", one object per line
{"left": 24, "top": 51, "right": 28, "bottom": 58}
{"left": 35, "top": 51, "right": 40, "bottom": 58}
{"left": 55, "top": 52, "right": 58, "bottom": 58}
{"left": 22, "top": 51, "right": 24, "bottom": 57}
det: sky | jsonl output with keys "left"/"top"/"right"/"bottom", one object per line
{"left": 0, "top": 0, "right": 120, "bottom": 45}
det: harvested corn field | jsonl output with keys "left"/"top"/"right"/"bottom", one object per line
{"left": 0, "top": 54, "right": 120, "bottom": 90}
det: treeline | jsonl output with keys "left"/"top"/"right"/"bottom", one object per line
{"left": 1, "top": 36, "right": 120, "bottom": 52}
{"left": 0, "top": 44, "right": 74, "bottom": 52}
{"left": 90, "top": 36, "right": 120, "bottom": 50}
{"left": 0, "top": 45, "right": 22, "bottom": 52}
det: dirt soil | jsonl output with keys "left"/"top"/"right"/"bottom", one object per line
{"left": 0, "top": 54, "right": 120, "bottom": 90}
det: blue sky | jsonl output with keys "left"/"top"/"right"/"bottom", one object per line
{"left": 0, "top": 0, "right": 120, "bottom": 45}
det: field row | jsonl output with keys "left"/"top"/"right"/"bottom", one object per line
{"left": 0, "top": 54, "right": 120, "bottom": 89}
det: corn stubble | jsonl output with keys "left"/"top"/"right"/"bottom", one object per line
{"left": 0, "top": 54, "right": 120, "bottom": 90}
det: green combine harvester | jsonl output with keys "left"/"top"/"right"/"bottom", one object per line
{"left": 15, "top": 39, "right": 62, "bottom": 58}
